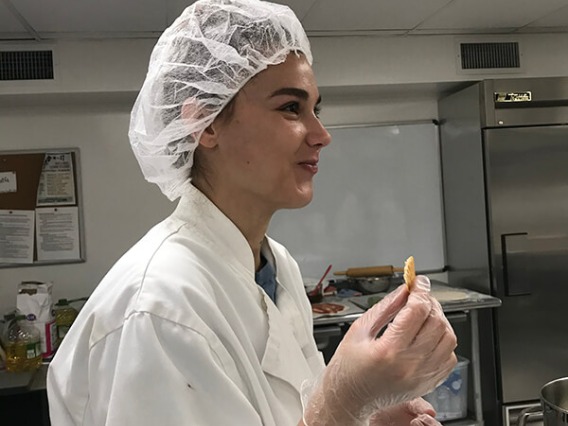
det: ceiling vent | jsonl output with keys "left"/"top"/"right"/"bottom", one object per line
{"left": 459, "top": 42, "right": 520, "bottom": 70}
{"left": 0, "top": 50, "right": 54, "bottom": 81}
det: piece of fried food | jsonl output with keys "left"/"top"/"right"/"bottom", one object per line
{"left": 404, "top": 256, "right": 416, "bottom": 291}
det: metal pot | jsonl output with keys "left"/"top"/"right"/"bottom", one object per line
{"left": 518, "top": 377, "right": 568, "bottom": 426}
{"left": 349, "top": 274, "right": 404, "bottom": 294}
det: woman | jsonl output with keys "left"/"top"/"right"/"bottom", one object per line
{"left": 47, "top": 1, "right": 457, "bottom": 425}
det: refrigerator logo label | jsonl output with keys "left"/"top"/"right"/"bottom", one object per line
{"left": 494, "top": 91, "right": 532, "bottom": 103}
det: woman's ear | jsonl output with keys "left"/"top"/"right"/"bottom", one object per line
{"left": 199, "top": 122, "right": 219, "bottom": 149}
{"left": 181, "top": 101, "right": 219, "bottom": 149}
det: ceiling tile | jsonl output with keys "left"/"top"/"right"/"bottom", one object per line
{"left": 272, "top": 0, "right": 319, "bottom": 21}
{"left": 3, "top": 0, "right": 568, "bottom": 40}
{"left": 165, "top": 0, "right": 196, "bottom": 25}
{"left": 0, "top": 1, "right": 28, "bottom": 33}
{"left": 417, "top": 0, "right": 568, "bottom": 30}
{"left": 12, "top": 0, "right": 167, "bottom": 33}
{"left": 301, "top": 0, "right": 453, "bottom": 31}
{"left": 165, "top": 0, "right": 318, "bottom": 26}
{"left": 525, "top": 4, "right": 568, "bottom": 27}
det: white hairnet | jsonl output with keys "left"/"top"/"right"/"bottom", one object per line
{"left": 129, "top": 0, "right": 312, "bottom": 200}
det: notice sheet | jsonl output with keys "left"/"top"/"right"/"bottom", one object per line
{"left": 0, "top": 210, "right": 35, "bottom": 264}
{"left": 36, "top": 206, "right": 80, "bottom": 261}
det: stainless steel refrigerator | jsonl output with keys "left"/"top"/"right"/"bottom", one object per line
{"left": 438, "top": 77, "right": 568, "bottom": 426}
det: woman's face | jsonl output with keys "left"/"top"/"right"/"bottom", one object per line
{"left": 202, "top": 53, "right": 331, "bottom": 213}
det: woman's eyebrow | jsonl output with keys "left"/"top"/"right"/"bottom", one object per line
{"left": 269, "top": 87, "right": 322, "bottom": 105}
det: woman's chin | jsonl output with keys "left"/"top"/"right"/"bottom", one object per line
{"left": 287, "top": 189, "right": 314, "bottom": 210}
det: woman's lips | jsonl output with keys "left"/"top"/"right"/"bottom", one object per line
{"left": 298, "top": 161, "right": 318, "bottom": 174}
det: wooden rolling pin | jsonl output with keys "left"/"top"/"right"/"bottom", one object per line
{"left": 333, "top": 265, "right": 404, "bottom": 278}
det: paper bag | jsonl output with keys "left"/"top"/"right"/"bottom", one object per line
{"left": 17, "top": 281, "right": 57, "bottom": 358}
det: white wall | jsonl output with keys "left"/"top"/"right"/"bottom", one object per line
{"left": 1, "top": 31, "right": 567, "bottom": 313}
{"left": 0, "top": 99, "right": 174, "bottom": 313}
{"left": 312, "top": 33, "right": 568, "bottom": 87}
{"left": 3, "top": 33, "right": 568, "bottom": 96}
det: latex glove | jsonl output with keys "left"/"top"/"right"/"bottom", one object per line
{"left": 369, "top": 397, "right": 441, "bottom": 426}
{"left": 302, "top": 276, "right": 457, "bottom": 426}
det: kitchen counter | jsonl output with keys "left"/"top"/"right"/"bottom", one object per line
{"left": 312, "top": 280, "right": 501, "bottom": 326}
{"left": 0, "top": 362, "right": 48, "bottom": 395}
{"left": 311, "top": 299, "right": 366, "bottom": 326}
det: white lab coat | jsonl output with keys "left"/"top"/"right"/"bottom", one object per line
{"left": 47, "top": 185, "right": 325, "bottom": 426}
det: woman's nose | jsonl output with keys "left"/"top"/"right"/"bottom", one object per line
{"left": 307, "top": 117, "right": 332, "bottom": 148}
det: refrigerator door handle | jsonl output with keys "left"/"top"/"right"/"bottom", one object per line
{"left": 517, "top": 405, "right": 543, "bottom": 426}
{"left": 501, "top": 233, "right": 531, "bottom": 296}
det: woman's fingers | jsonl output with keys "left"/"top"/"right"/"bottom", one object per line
{"left": 413, "top": 275, "right": 432, "bottom": 293}
{"left": 410, "top": 414, "right": 442, "bottom": 426}
{"left": 406, "top": 398, "right": 436, "bottom": 418}
{"left": 429, "top": 337, "right": 459, "bottom": 380}
{"left": 320, "top": 275, "right": 459, "bottom": 421}
{"left": 410, "top": 307, "right": 452, "bottom": 355}
{"left": 382, "top": 290, "right": 433, "bottom": 348}
{"left": 358, "top": 284, "right": 409, "bottom": 339}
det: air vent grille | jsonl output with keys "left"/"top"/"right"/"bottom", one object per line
{"left": 0, "top": 50, "right": 54, "bottom": 81}
{"left": 460, "top": 42, "right": 520, "bottom": 70}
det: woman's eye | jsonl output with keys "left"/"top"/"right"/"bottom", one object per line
{"left": 281, "top": 102, "right": 300, "bottom": 114}
{"left": 279, "top": 101, "right": 321, "bottom": 118}
{"left": 314, "top": 105, "right": 322, "bottom": 118}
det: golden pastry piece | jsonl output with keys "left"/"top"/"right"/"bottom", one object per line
{"left": 404, "top": 256, "right": 416, "bottom": 291}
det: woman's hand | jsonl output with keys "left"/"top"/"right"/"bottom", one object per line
{"left": 369, "top": 398, "right": 441, "bottom": 426}
{"left": 302, "top": 276, "right": 457, "bottom": 426}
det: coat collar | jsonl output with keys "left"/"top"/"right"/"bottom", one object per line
{"left": 172, "top": 185, "right": 256, "bottom": 277}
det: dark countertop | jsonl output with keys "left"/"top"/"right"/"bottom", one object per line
{"left": 0, "top": 363, "right": 48, "bottom": 395}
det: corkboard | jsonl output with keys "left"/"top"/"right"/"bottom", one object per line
{"left": 0, "top": 153, "right": 44, "bottom": 210}
{"left": 0, "top": 148, "right": 84, "bottom": 267}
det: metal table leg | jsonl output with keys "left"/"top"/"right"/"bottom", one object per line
{"left": 470, "top": 309, "right": 484, "bottom": 425}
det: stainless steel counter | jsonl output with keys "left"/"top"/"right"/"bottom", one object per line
{"left": 313, "top": 280, "right": 501, "bottom": 327}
